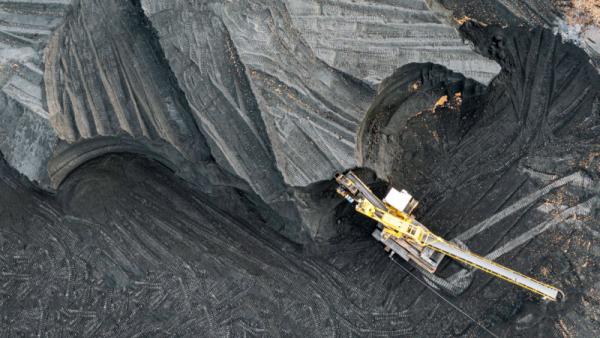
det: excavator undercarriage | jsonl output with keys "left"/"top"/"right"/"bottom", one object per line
{"left": 335, "top": 171, "right": 564, "bottom": 301}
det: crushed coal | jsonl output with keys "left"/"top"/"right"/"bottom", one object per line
{"left": 0, "top": 1, "right": 599, "bottom": 337}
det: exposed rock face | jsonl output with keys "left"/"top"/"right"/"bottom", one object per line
{"left": 285, "top": 0, "right": 500, "bottom": 85}
{"left": 0, "top": 0, "right": 72, "bottom": 187}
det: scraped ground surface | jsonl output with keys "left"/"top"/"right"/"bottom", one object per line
{"left": 0, "top": 154, "right": 463, "bottom": 337}
{"left": 0, "top": 148, "right": 598, "bottom": 337}
{"left": 0, "top": 0, "right": 600, "bottom": 337}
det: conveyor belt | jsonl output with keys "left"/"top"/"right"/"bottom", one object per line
{"left": 336, "top": 170, "right": 563, "bottom": 301}
{"left": 426, "top": 238, "right": 562, "bottom": 301}
{"left": 345, "top": 171, "right": 387, "bottom": 210}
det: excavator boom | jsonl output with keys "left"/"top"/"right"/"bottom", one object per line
{"left": 335, "top": 171, "right": 564, "bottom": 301}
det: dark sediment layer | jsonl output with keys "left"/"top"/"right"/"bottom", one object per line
{"left": 0, "top": 2, "right": 600, "bottom": 336}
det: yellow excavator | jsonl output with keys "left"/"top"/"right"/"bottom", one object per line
{"left": 335, "top": 171, "right": 564, "bottom": 301}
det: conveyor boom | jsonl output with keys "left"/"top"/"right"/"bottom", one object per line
{"left": 335, "top": 171, "right": 564, "bottom": 301}
{"left": 426, "top": 238, "right": 562, "bottom": 301}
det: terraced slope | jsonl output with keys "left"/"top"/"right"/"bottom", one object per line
{"left": 285, "top": 0, "right": 500, "bottom": 85}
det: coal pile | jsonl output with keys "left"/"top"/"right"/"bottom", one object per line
{"left": 0, "top": 0, "right": 599, "bottom": 336}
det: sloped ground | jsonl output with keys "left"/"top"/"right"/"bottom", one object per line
{"left": 1, "top": 23, "right": 599, "bottom": 337}
{"left": 0, "top": 0, "right": 599, "bottom": 337}
{"left": 0, "top": 0, "right": 71, "bottom": 186}
{"left": 0, "top": 149, "right": 591, "bottom": 336}
{"left": 0, "top": 154, "right": 444, "bottom": 336}
{"left": 357, "top": 22, "right": 600, "bottom": 336}
{"left": 439, "top": 0, "right": 600, "bottom": 70}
